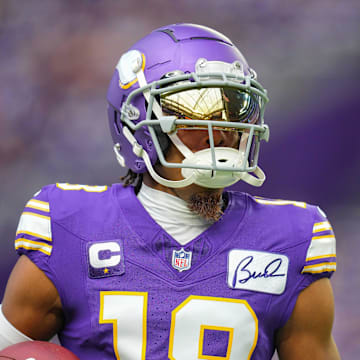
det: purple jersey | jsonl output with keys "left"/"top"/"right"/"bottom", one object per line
{"left": 14, "top": 183, "right": 336, "bottom": 359}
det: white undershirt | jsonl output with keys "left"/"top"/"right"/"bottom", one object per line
{"left": 0, "top": 304, "right": 33, "bottom": 350}
{"left": 137, "top": 183, "right": 212, "bottom": 245}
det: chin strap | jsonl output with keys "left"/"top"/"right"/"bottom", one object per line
{"left": 238, "top": 131, "right": 266, "bottom": 187}
{"left": 241, "top": 167, "right": 266, "bottom": 187}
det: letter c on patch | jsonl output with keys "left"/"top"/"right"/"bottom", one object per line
{"left": 89, "top": 242, "right": 121, "bottom": 269}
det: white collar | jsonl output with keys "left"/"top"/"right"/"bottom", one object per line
{"left": 137, "top": 183, "right": 212, "bottom": 244}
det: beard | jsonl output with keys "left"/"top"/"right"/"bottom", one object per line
{"left": 187, "top": 190, "right": 224, "bottom": 222}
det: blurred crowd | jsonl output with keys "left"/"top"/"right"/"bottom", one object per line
{"left": 0, "top": 0, "right": 359, "bottom": 358}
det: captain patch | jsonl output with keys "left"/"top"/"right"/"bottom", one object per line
{"left": 227, "top": 250, "right": 289, "bottom": 294}
{"left": 87, "top": 240, "right": 125, "bottom": 278}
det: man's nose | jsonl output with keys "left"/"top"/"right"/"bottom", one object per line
{"left": 204, "top": 129, "right": 225, "bottom": 147}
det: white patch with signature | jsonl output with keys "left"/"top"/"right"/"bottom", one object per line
{"left": 227, "top": 250, "right": 289, "bottom": 294}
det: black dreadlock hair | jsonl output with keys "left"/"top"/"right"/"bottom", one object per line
{"left": 120, "top": 169, "right": 143, "bottom": 194}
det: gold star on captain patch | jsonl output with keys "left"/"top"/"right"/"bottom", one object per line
{"left": 103, "top": 268, "right": 109, "bottom": 274}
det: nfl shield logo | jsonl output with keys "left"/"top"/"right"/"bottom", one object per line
{"left": 172, "top": 248, "right": 192, "bottom": 272}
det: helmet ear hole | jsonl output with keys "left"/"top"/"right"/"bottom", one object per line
{"left": 114, "top": 110, "right": 122, "bottom": 135}
{"left": 152, "top": 125, "right": 170, "bottom": 154}
{"left": 108, "top": 105, "right": 124, "bottom": 143}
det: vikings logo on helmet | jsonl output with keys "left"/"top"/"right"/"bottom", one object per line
{"left": 107, "top": 23, "right": 270, "bottom": 189}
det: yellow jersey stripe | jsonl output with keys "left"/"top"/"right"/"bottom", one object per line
{"left": 15, "top": 230, "right": 52, "bottom": 242}
{"left": 302, "top": 262, "right": 336, "bottom": 274}
{"left": 26, "top": 199, "right": 50, "bottom": 212}
{"left": 305, "top": 254, "right": 336, "bottom": 262}
{"left": 29, "top": 199, "right": 48, "bottom": 206}
{"left": 303, "top": 262, "right": 337, "bottom": 269}
{"left": 25, "top": 204, "right": 50, "bottom": 212}
{"left": 311, "top": 235, "right": 335, "bottom": 241}
{"left": 254, "top": 198, "right": 306, "bottom": 208}
{"left": 313, "top": 221, "right": 328, "bottom": 227}
{"left": 21, "top": 211, "right": 50, "bottom": 220}
{"left": 302, "top": 268, "right": 336, "bottom": 274}
{"left": 312, "top": 221, "right": 332, "bottom": 233}
{"left": 15, "top": 239, "right": 52, "bottom": 256}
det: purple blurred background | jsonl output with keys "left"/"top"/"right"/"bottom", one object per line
{"left": 0, "top": 0, "right": 359, "bottom": 358}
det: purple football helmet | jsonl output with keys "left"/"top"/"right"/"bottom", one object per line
{"left": 107, "top": 23, "right": 269, "bottom": 188}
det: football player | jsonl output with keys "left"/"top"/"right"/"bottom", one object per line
{"left": 0, "top": 23, "right": 340, "bottom": 359}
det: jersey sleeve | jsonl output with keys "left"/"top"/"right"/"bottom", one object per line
{"left": 14, "top": 185, "right": 53, "bottom": 270}
{"left": 14, "top": 182, "right": 110, "bottom": 269}
{"left": 301, "top": 206, "right": 337, "bottom": 276}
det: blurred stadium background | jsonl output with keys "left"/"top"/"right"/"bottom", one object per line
{"left": 0, "top": 0, "right": 359, "bottom": 358}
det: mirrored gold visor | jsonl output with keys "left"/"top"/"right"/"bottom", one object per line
{"left": 160, "top": 87, "right": 260, "bottom": 127}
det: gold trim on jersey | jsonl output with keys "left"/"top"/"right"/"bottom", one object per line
{"left": 16, "top": 212, "right": 52, "bottom": 242}
{"left": 15, "top": 239, "right": 52, "bottom": 256}
{"left": 20, "top": 211, "right": 50, "bottom": 220}
{"left": 305, "top": 254, "right": 336, "bottom": 262}
{"left": 99, "top": 291, "right": 148, "bottom": 360}
{"left": 311, "top": 235, "right": 335, "bottom": 241}
{"left": 169, "top": 295, "right": 258, "bottom": 360}
{"left": 25, "top": 199, "right": 50, "bottom": 212}
{"left": 15, "top": 230, "right": 52, "bottom": 242}
{"left": 305, "top": 234, "right": 336, "bottom": 261}
{"left": 312, "top": 221, "right": 332, "bottom": 233}
{"left": 198, "top": 325, "right": 234, "bottom": 360}
{"left": 254, "top": 197, "right": 306, "bottom": 208}
{"left": 301, "top": 262, "right": 336, "bottom": 274}
{"left": 56, "top": 183, "right": 108, "bottom": 192}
